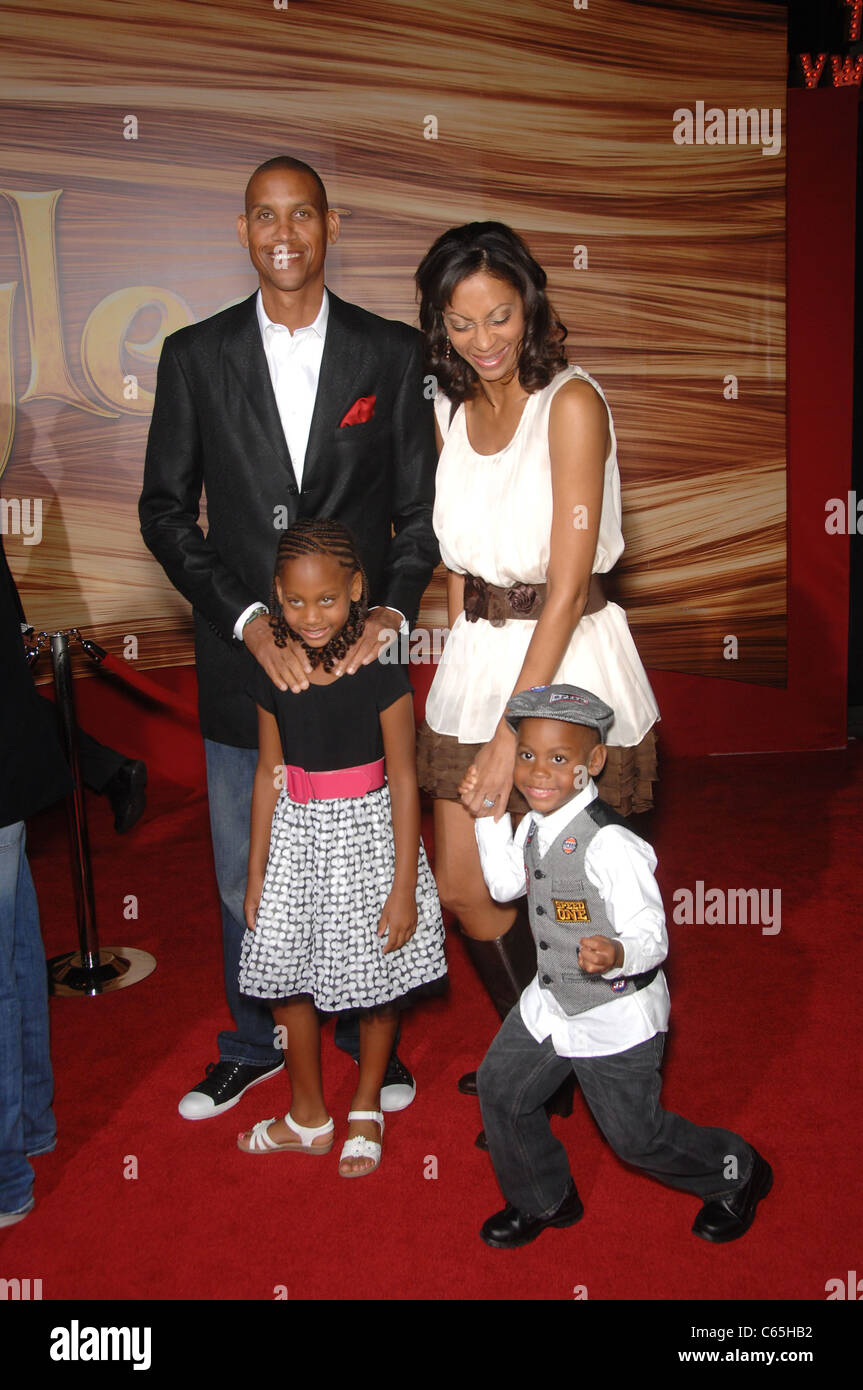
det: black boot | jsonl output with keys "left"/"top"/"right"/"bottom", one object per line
{"left": 457, "top": 904, "right": 576, "bottom": 1149}
{"left": 457, "top": 901, "right": 536, "bottom": 1097}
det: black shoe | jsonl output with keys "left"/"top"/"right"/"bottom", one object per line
{"left": 105, "top": 759, "right": 147, "bottom": 833}
{"left": 480, "top": 1180, "right": 584, "bottom": 1249}
{"left": 691, "top": 1149, "right": 773, "bottom": 1243}
{"left": 178, "top": 1059, "right": 284, "bottom": 1120}
{"left": 458, "top": 1070, "right": 478, "bottom": 1096}
{"left": 380, "top": 1054, "right": 416, "bottom": 1113}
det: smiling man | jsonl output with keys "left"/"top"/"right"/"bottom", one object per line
{"left": 139, "top": 156, "right": 438, "bottom": 1121}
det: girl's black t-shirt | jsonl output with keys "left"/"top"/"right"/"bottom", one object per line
{"left": 249, "top": 656, "right": 413, "bottom": 772}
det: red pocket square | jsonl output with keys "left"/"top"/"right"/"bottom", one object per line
{"left": 339, "top": 395, "right": 376, "bottom": 428}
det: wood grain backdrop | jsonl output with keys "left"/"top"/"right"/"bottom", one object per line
{"left": 0, "top": 0, "right": 786, "bottom": 685}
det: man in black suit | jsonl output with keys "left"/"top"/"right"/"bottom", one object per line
{"left": 0, "top": 534, "right": 72, "bottom": 1225}
{"left": 139, "top": 157, "right": 439, "bottom": 1120}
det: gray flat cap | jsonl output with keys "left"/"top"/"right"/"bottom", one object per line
{"left": 503, "top": 684, "right": 615, "bottom": 742}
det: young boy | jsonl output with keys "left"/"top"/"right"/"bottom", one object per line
{"left": 471, "top": 683, "right": 772, "bottom": 1249}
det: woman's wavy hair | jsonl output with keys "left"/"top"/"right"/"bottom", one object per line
{"left": 270, "top": 517, "right": 369, "bottom": 673}
{"left": 415, "top": 221, "right": 568, "bottom": 404}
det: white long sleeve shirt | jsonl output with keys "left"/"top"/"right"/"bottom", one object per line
{"left": 234, "top": 289, "right": 405, "bottom": 642}
{"left": 475, "top": 782, "right": 670, "bottom": 1057}
{"left": 232, "top": 290, "right": 329, "bottom": 639}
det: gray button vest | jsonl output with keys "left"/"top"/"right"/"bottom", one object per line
{"left": 525, "top": 797, "right": 655, "bottom": 1016}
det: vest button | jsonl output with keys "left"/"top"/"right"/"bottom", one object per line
{"left": 534, "top": 869, "right": 544, "bottom": 879}
{"left": 536, "top": 905, "right": 545, "bottom": 916}
{"left": 541, "top": 974, "right": 552, "bottom": 985}
{"left": 539, "top": 941, "right": 548, "bottom": 950}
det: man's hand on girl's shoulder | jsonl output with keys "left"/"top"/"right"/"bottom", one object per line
{"left": 243, "top": 616, "right": 311, "bottom": 692}
{"left": 341, "top": 608, "right": 401, "bottom": 675}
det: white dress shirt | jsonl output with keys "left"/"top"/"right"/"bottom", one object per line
{"left": 475, "top": 781, "right": 670, "bottom": 1058}
{"left": 257, "top": 286, "right": 328, "bottom": 490}
{"left": 233, "top": 290, "right": 329, "bottom": 640}
{"left": 234, "top": 289, "right": 406, "bottom": 642}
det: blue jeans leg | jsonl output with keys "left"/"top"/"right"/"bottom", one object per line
{"left": 0, "top": 821, "right": 55, "bottom": 1214}
{"left": 204, "top": 740, "right": 278, "bottom": 1068}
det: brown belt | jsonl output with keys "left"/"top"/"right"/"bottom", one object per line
{"left": 463, "top": 573, "right": 606, "bottom": 627}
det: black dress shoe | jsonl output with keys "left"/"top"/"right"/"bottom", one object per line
{"left": 105, "top": 759, "right": 148, "bottom": 833}
{"left": 692, "top": 1149, "right": 773, "bottom": 1243}
{"left": 178, "top": 1059, "right": 284, "bottom": 1120}
{"left": 458, "top": 1070, "right": 478, "bottom": 1096}
{"left": 481, "top": 1180, "right": 584, "bottom": 1249}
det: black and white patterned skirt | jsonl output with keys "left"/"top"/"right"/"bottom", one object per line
{"left": 238, "top": 784, "right": 447, "bottom": 1012}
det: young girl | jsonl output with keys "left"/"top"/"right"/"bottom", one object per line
{"left": 237, "top": 518, "right": 446, "bottom": 1177}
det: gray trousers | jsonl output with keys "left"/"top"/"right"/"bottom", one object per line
{"left": 477, "top": 1006, "right": 753, "bottom": 1220}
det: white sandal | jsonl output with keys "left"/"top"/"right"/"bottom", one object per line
{"left": 237, "top": 1111, "right": 334, "bottom": 1155}
{"left": 338, "top": 1110, "right": 384, "bottom": 1178}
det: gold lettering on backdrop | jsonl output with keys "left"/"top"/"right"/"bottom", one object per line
{"left": 0, "top": 282, "right": 17, "bottom": 479}
{"left": 0, "top": 189, "right": 113, "bottom": 416}
{"left": 80, "top": 286, "right": 195, "bottom": 413}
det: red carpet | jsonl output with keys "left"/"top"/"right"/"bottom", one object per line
{"left": 3, "top": 742, "right": 862, "bottom": 1302}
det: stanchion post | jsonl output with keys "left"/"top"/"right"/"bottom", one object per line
{"left": 51, "top": 630, "right": 102, "bottom": 987}
{"left": 46, "top": 627, "right": 156, "bottom": 996}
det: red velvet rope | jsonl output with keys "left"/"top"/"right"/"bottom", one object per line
{"left": 98, "top": 652, "right": 199, "bottom": 721}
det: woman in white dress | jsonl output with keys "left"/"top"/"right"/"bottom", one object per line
{"left": 414, "top": 222, "right": 660, "bottom": 1109}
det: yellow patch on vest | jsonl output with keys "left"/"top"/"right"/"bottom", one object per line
{"left": 553, "top": 899, "right": 591, "bottom": 924}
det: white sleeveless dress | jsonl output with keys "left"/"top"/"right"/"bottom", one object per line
{"left": 426, "top": 365, "right": 659, "bottom": 749}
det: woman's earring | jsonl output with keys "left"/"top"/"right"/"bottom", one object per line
{"left": 444, "top": 337, "right": 452, "bottom": 361}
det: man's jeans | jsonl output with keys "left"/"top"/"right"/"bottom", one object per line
{"left": 0, "top": 821, "right": 55, "bottom": 1214}
{"left": 478, "top": 1005, "right": 753, "bottom": 1219}
{"left": 204, "top": 740, "right": 382, "bottom": 1067}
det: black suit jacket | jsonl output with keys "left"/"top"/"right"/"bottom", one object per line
{"left": 139, "top": 290, "right": 439, "bottom": 746}
{"left": 0, "top": 535, "right": 72, "bottom": 828}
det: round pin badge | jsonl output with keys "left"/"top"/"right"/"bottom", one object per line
{"left": 611, "top": 978, "right": 627, "bottom": 993}
{"left": 562, "top": 837, "right": 578, "bottom": 854}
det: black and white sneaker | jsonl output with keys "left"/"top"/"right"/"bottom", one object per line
{"left": 380, "top": 1054, "right": 417, "bottom": 1113}
{"left": 350, "top": 1052, "right": 417, "bottom": 1111}
{"left": 178, "top": 1059, "right": 284, "bottom": 1120}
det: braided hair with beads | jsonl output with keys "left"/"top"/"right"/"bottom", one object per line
{"left": 269, "top": 517, "right": 370, "bottom": 673}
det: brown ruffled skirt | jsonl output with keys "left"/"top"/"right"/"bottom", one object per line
{"left": 416, "top": 720, "right": 657, "bottom": 818}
